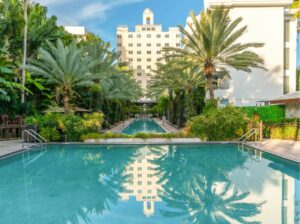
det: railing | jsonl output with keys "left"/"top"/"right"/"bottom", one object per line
{"left": 22, "top": 129, "right": 47, "bottom": 149}
{"left": 238, "top": 128, "right": 258, "bottom": 147}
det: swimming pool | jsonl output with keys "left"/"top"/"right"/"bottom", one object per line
{"left": 0, "top": 144, "right": 299, "bottom": 224}
{"left": 122, "top": 119, "right": 166, "bottom": 135}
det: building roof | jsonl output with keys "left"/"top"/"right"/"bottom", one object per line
{"left": 269, "top": 91, "right": 300, "bottom": 104}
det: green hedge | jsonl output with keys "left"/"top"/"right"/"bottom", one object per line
{"left": 241, "top": 105, "right": 285, "bottom": 123}
{"left": 81, "top": 132, "right": 187, "bottom": 141}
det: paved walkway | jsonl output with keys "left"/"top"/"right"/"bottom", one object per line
{"left": 105, "top": 118, "right": 134, "bottom": 133}
{"left": 0, "top": 140, "right": 23, "bottom": 158}
{"left": 246, "top": 139, "right": 300, "bottom": 163}
{"left": 153, "top": 118, "right": 180, "bottom": 133}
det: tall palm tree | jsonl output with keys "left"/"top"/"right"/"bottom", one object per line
{"left": 165, "top": 7, "right": 265, "bottom": 100}
{"left": 27, "top": 39, "right": 97, "bottom": 113}
{"left": 21, "top": 0, "right": 28, "bottom": 103}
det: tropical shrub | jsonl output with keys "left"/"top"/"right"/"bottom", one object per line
{"left": 186, "top": 106, "right": 249, "bottom": 141}
{"left": 25, "top": 112, "right": 104, "bottom": 142}
{"left": 80, "top": 132, "right": 188, "bottom": 141}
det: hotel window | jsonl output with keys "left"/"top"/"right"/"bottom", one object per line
{"left": 147, "top": 174, "right": 152, "bottom": 178}
{"left": 118, "top": 51, "right": 122, "bottom": 55}
{"left": 117, "top": 34, "right": 122, "bottom": 38}
{"left": 137, "top": 34, "right": 141, "bottom": 38}
{"left": 137, "top": 73, "right": 142, "bottom": 76}
{"left": 147, "top": 51, "right": 151, "bottom": 54}
{"left": 147, "top": 34, "right": 151, "bottom": 38}
{"left": 129, "top": 181, "right": 133, "bottom": 185}
{"left": 147, "top": 58, "right": 151, "bottom": 62}
{"left": 156, "top": 43, "right": 161, "bottom": 47}
{"left": 129, "top": 167, "right": 134, "bottom": 171}
{"left": 137, "top": 80, "right": 142, "bottom": 84}
{"left": 138, "top": 167, "right": 142, "bottom": 171}
{"left": 137, "top": 43, "right": 141, "bottom": 47}
{"left": 128, "top": 43, "right": 133, "bottom": 47}
{"left": 157, "top": 51, "right": 161, "bottom": 54}
{"left": 152, "top": 27, "right": 155, "bottom": 31}
{"left": 147, "top": 65, "right": 151, "bottom": 69}
{"left": 137, "top": 51, "right": 142, "bottom": 54}
{"left": 117, "top": 43, "right": 122, "bottom": 47}
{"left": 284, "top": 48, "right": 290, "bottom": 70}
{"left": 147, "top": 27, "right": 151, "bottom": 31}
{"left": 128, "top": 51, "right": 133, "bottom": 54}
{"left": 147, "top": 43, "right": 151, "bottom": 47}
{"left": 157, "top": 34, "right": 161, "bottom": 38}
{"left": 284, "top": 21, "right": 290, "bottom": 42}
{"left": 129, "top": 58, "right": 133, "bottom": 62}
{"left": 165, "top": 34, "right": 169, "bottom": 38}
{"left": 138, "top": 174, "right": 142, "bottom": 178}
{"left": 147, "top": 190, "right": 152, "bottom": 194}
{"left": 137, "top": 190, "right": 142, "bottom": 193}
{"left": 142, "top": 27, "right": 145, "bottom": 31}
{"left": 137, "top": 58, "right": 141, "bottom": 62}
{"left": 147, "top": 181, "right": 152, "bottom": 185}
{"left": 147, "top": 80, "right": 151, "bottom": 84}
{"left": 176, "top": 43, "right": 181, "bottom": 47}
{"left": 138, "top": 181, "right": 142, "bottom": 185}
{"left": 147, "top": 73, "right": 151, "bottom": 76}
{"left": 128, "top": 34, "right": 133, "bottom": 38}
{"left": 176, "top": 34, "right": 181, "bottom": 38}
{"left": 137, "top": 65, "right": 142, "bottom": 69}
{"left": 165, "top": 43, "right": 169, "bottom": 47}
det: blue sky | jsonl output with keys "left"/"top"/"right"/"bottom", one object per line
{"left": 35, "top": 0, "right": 204, "bottom": 48}
{"left": 36, "top": 0, "right": 299, "bottom": 66}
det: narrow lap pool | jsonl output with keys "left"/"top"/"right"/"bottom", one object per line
{"left": 122, "top": 119, "right": 166, "bottom": 135}
{"left": 0, "top": 144, "right": 299, "bottom": 224}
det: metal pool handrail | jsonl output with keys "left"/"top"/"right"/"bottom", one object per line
{"left": 238, "top": 128, "right": 257, "bottom": 146}
{"left": 22, "top": 129, "right": 47, "bottom": 149}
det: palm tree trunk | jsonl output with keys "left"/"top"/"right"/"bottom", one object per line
{"left": 64, "top": 95, "right": 69, "bottom": 114}
{"left": 21, "top": 0, "right": 28, "bottom": 103}
{"left": 207, "top": 77, "right": 215, "bottom": 100}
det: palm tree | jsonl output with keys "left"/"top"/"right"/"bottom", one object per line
{"left": 291, "top": 0, "right": 300, "bottom": 18}
{"left": 165, "top": 7, "right": 265, "bottom": 100}
{"left": 21, "top": 0, "right": 28, "bottom": 103}
{"left": 27, "top": 39, "right": 97, "bottom": 113}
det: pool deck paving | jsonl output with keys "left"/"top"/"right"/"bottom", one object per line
{"left": 105, "top": 118, "right": 134, "bottom": 133}
{"left": 245, "top": 139, "right": 300, "bottom": 163}
{"left": 0, "top": 140, "right": 23, "bottom": 158}
{"left": 153, "top": 118, "right": 180, "bottom": 133}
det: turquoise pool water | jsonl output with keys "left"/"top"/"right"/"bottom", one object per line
{"left": 0, "top": 144, "right": 299, "bottom": 224}
{"left": 122, "top": 119, "right": 166, "bottom": 135}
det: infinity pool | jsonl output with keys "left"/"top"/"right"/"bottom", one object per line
{"left": 122, "top": 119, "right": 166, "bottom": 135}
{"left": 0, "top": 144, "right": 299, "bottom": 224}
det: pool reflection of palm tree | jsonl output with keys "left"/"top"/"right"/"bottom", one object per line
{"left": 0, "top": 145, "right": 137, "bottom": 224}
{"left": 152, "top": 145, "right": 264, "bottom": 224}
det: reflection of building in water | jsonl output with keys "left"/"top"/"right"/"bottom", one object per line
{"left": 120, "top": 146, "right": 164, "bottom": 217}
{"left": 281, "top": 174, "right": 300, "bottom": 224}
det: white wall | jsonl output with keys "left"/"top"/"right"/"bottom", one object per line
{"left": 215, "top": 7, "right": 286, "bottom": 106}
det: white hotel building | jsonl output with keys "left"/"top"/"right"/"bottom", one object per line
{"left": 117, "top": 9, "right": 181, "bottom": 94}
{"left": 200, "top": 0, "right": 298, "bottom": 106}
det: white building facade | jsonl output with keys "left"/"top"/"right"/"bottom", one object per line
{"left": 202, "top": 0, "right": 298, "bottom": 106}
{"left": 117, "top": 9, "right": 181, "bottom": 93}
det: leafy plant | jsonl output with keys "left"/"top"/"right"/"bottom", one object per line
{"left": 186, "top": 106, "right": 249, "bottom": 141}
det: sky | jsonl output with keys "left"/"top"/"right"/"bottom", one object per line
{"left": 35, "top": 0, "right": 204, "bottom": 48}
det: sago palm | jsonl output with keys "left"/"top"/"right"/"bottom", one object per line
{"left": 166, "top": 7, "right": 265, "bottom": 100}
{"left": 27, "top": 39, "right": 97, "bottom": 113}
